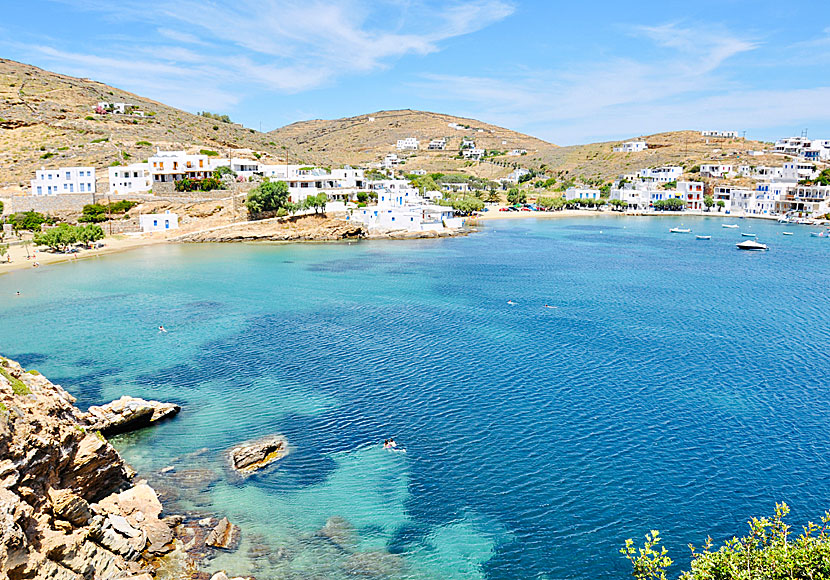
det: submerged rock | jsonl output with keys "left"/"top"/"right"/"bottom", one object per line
{"left": 316, "top": 516, "right": 357, "bottom": 551}
{"left": 84, "top": 395, "right": 181, "bottom": 435}
{"left": 342, "top": 550, "right": 404, "bottom": 578}
{"left": 226, "top": 434, "right": 288, "bottom": 474}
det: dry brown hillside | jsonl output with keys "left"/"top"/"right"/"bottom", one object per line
{"left": 268, "top": 109, "right": 558, "bottom": 169}
{"left": 0, "top": 59, "right": 292, "bottom": 192}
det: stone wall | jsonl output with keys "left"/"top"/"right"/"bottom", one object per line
{"left": 6, "top": 193, "right": 94, "bottom": 214}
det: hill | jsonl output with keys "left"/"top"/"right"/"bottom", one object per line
{"left": 0, "top": 59, "right": 289, "bottom": 192}
{"left": 268, "top": 109, "right": 559, "bottom": 179}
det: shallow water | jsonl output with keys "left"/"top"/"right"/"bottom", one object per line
{"left": 2, "top": 216, "right": 830, "bottom": 579}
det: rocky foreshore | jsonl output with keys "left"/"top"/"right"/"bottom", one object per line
{"left": 174, "top": 214, "right": 365, "bottom": 243}
{"left": 0, "top": 356, "right": 247, "bottom": 579}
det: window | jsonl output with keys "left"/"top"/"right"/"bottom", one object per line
{"left": 37, "top": 186, "right": 42, "bottom": 195}
{"left": 79, "top": 183, "right": 84, "bottom": 192}
{"left": 64, "top": 184, "right": 68, "bottom": 190}
{"left": 69, "top": 184, "right": 74, "bottom": 192}
{"left": 48, "top": 173, "right": 52, "bottom": 180}
{"left": 153, "top": 220, "right": 158, "bottom": 227}
{"left": 66, "top": 172, "right": 71, "bottom": 180}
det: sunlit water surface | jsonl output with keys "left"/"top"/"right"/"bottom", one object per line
{"left": 2, "top": 216, "right": 829, "bottom": 579}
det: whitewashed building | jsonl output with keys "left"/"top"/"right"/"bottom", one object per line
{"left": 781, "top": 161, "right": 819, "bottom": 182}
{"left": 139, "top": 211, "right": 178, "bottom": 232}
{"left": 699, "top": 164, "right": 734, "bottom": 178}
{"left": 208, "top": 158, "right": 261, "bottom": 180}
{"left": 396, "top": 138, "right": 419, "bottom": 151}
{"left": 148, "top": 150, "right": 212, "bottom": 184}
{"left": 613, "top": 141, "right": 647, "bottom": 153}
{"left": 771, "top": 136, "right": 830, "bottom": 160}
{"left": 348, "top": 187, "right": 461, "bottom": 233}
{"left": 702, "top": 130, "right": 739, "bottom": 139}
{"left": 108, "top": 163, "right": 151, "bottom": 195}
{"left": 507, "top": 149, "right": 527, "bottom": 156}
{"left": 565, "top": 188, "right": 601, "bottom": 200}
{"left": 31, "top": 167, "right": 96, "bottom": 195}
{"left": 506, "top": 168, "right": 531, "bottom": 183}
{"left": 284, "top": 167, "right": 367, "bottom": 203}
{"left": 638, "top": 166, "right": 683, "bottom": 183}
{"left": 382, "top": 153, "right": 402, "bottom": 169}
{"left": 774, "top": 184, "right": 830, "bottom": 217}
{"left": 462, "top": 147, "right": 485, "bottom": 160}
{"left": 677, "top": 181, "right": 705, "bottom": 211}
{"left": 428, "top": 138, "right": 447, "bottom": 151}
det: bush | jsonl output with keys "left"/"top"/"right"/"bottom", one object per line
{"left": 199, "top": 149, "right": 219, "bottom": 156}
{"left": 198, "top": 111, "right": 232, "bottom": 123}
{"left": 40, "top": 152, "right": 56, "bottom": 159}
{"left": 213, "top": 166, "right": 236, "bottom": 179}
{"left": 247, "top": 180, "right": 289, "bottom": 217}
{"left": 0, "top": 367, "right": 30, "bottom": 395}
{"left": 507, "top": 187, "right": 527, "bottom": 205}
{"left": 136, "top": 140, "right": 152, "bottom": 146}
{"left": 33, "top": 223, "right": 104, "bottom": 251}
{"left": 84, "top": 115, "right": 95, "bottom": 121}
{"left": 174, "top": 177, "right": 223, "bottom": 192}
{"left": 8, "top": 211, "right": 50, "bottom": 232}
{"left": 652, "top": 198, "right": 685, "bottom": 211}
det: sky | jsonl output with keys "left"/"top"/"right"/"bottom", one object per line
{"left": 2, "top": 1, "right": 830, "bottom": 145}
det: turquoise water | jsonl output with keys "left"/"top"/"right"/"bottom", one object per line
{"left": 2, "top": 216, "right": 830, "bottom": 579}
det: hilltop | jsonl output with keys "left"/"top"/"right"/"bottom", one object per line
{"left": 268, "top": 109, "right": 558, "bottom": 178}
{"left": 0, "top": 59, "right": 289, "bottom": 191}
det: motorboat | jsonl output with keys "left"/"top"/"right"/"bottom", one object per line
{"left": 811, "top": 231, "right": 825, "bottom": 237}
{"left": 722, "top": 224, "right": 739, "bottom": 228}
{"left": 782, "top": 232, "right": 794, "bottom": 236}
{"left": 736, "top": 240, "right": 768, "bottom": 251}
{"left": 696, "top": 235, "right": 711, "bottom": 240}
{"left": 741, "top": 232, "right": 757, "bottom": 237}
{"left": 670, "top": 228, "right": 691, "bottom": 233}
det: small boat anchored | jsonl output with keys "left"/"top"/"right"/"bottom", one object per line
{"left": 670, "top": 228, "right": 691, "bottom": 233}
{"left": 736, "top": 240, "right": 768, "bottom": 251}
{"left": 741, "top": 232, "right": 757, "bottom": 237}
{"left": 722, "top": 224, "right": 739, "bottom": 228}
{"left": 696, "top": 235, "right": 711, "bottom": 240}
{"left": 782, "top": 232, "right": 794, "bottom": 236}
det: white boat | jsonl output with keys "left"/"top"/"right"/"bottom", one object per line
{"left": 722, "top": 224, "right": 739, "bottom": 228}
{"left": 696, "top": 235, "right": 711, "bottom": 240}
{"left": 741, "top": 232, "right": 757, "bottom": 237}
{"left": 670, "top": 228, "right": 691, "bottom": 233}
{"left": 736, "top": 240, "right": 768, "bottom": 251}
{"left": 782, "top": 232, "right": 794, "bottom": 236}
{"left": 811, "top": 231, "right": 825, "bottom": 238}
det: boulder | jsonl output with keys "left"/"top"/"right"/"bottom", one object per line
{"left": 205, "top": 517, "right": 241, "bottom": 551}
{"left": 47, "top": 488, "right": 91, "bottom": 526}
{"left": 226, "top": 434, "right": 288, "bottom": 474}
{"left": 84, "top": 396, "right": 181, "bottom": 435}
{"left": 316, "top": 516, "right": 357, "bottom": 551}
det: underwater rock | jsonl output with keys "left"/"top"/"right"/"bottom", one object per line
{"left": 316, "top": 516, "right": 357, "bottom": 551}
{"left": 342, "top": 550, "right": 404, "bottom": 578}
{"left": 226, "top": 434, "right": 288, "bottom": 474}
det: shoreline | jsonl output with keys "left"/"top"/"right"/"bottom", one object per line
{"left": 0, "top": 209, "right": 812, "bottom": 277}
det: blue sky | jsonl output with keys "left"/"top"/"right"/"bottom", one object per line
{"left": 3, "top": 1, "right": 830, "bottom": 145}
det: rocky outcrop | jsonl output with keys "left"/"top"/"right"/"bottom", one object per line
{"left": 174, "top": 213, "right": 365, "bottom": 242}
{"left": 83, "top": 395, "right": 180, "bottom": 435}
{"left": 205, "top": 517, "right": 240, "bottom": 551}
{"left": 226, "top": 434, "right": 288, "bottom": 475}
{"left": 0, "top": 356, "right": 235, "bottom": 579}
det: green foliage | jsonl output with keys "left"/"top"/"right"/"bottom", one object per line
{"left": 624, "top": 504, "right": 830, "bottom": 580}
{"left": 364, "top": 169, "right": 387, "bottom": 181}
{"left": 91, "top": 137, "right": 109, "bottom": 143}
{"left": 689, "top": 165, "right": 700, "bottom": 173}
{"left": 303, "top": 193, "right": 328, "bottom": 213}
{"left": 536, "top": 196, "right": 565, "bottom": 210}
{"left": 652, "top": 198, "right": 685, "bottom": 211}
{"left": 662, "top": 180, "right": 677, "bottom": 190}
{"left": 136, "top": 140, "right": 152, "bottom": 146}
{"left": 0, "top": 366, "right": 31, "bottom": 396}
{"left": 40, "top": 152, "right": 56, "bottom": 159}
{"left": 518, "top": 173, "right": 533, "bottom": 184}
{"left": 84, "top": 115, "right": 95, "bottom": 121}
{"left": 507, "top": 187, "right": 527, "bottom": 205}
{"left": 213, "top": 165, "right": 237, "bottom": 179}
{"left": 34, "top": 223, "right": 104, "bottom": 251}
{"left": 608, "top": 199, "right": 628, "bottom": 211}
{"left": 717, "top": 200, "right": 726, "bottom": 208}
{"left": 79, "top": 201, "right": 137, "bottom": 223}
{"left": 441, "top": 195, "right": 484, "bottom": 214}
{"left": 804, "top": 168, "right": 830, "bottom": 186}
{"left": 174, "top": 177, "right": 223, "bottom": 192}
{"left": 0, "top": 200, "right": 3, "bottom": 214}
{"left": 110, "top": 161, "right": 122, "bottom": 167}
{"left": 356, "top": 192, "right": 369, "bottom": 203}
{"left": 199, "top": 149, "right": 219, "bottom": 156}
{"left": 247, "top": 180, "right": 289, "bottom": 217}
{"left": 8, "top": 211, "right": 50, "bottom": 232}
{"left": 0, "top": 243, "right": 8, "bottom": 262}
{"left": 411, "top": 175, "right": 440, "bottom": 192}
{"left": 198, "top": 111, "right": 232, "bottom": 123}
{"left": 704, "top": 195, "right": 714, "bottom": 209}
{"left": 122, "top": 151, "right": 131, "bottom": 160}
{"left": 621, "top": 530, "right": 672, "bottom": 580}
{"left": 57, "top": 146, "right": 69, "bottom": 151}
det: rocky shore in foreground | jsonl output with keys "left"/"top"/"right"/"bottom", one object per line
{"left": 0, "top": 356, "right": 251, "bottom": 580}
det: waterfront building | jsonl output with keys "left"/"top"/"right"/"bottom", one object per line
{"left": 676, "top": 181, "right": 705, "bottom": 210}
{"left": 773, "top": 137, "right": 830, "bottom": 160}
{"left": 774, "top": 184, "right": 830, "bottom": 217}
{"left": 565, "top": 188, "right": 601, "bottom": 201}
{"left": 139, "top": 211, "right": 178, "bottom": 232}
{"left": 284, "top": 167, "right": 366, "bottom": 203}
{"left": 31, "top": 167, "right": 96, "bottom": 195}
{"left": 348, "top": 185, "right": 461, "bottom": 233}
{"left": 613, "top": 141, "right": 647, "bottom": 153}
{"left": 396, "top": 137, "right": 419, "bottom": 151}
{"left": 108, "top": 163, "right": 151, "bottom": 195}
{"left": 148, "top": 150, "right": 211, "bottom": 184}
{"left": 638, "top": 166, "right": 683, "bottom": 183}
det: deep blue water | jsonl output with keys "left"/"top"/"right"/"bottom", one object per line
{"left": 1, "top": 216, "right": 829, "bottom": 579}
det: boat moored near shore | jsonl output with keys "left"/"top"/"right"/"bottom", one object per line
{"left": 736, "top": 239, "right": 769, "bottom": 251}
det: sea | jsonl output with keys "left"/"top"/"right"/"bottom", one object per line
{"left": 2, "top": 215, "right": 829, "bottom": 579}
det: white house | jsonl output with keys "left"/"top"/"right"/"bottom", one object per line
{"left": 699, "top": 164, "right": 734, "bottom": 178}
{"left": 148, "top": 149, "right": 212, "bottom": 184}
{"left": 506, "top": 168, "right": 531, "bottom": 183}
{"left": 712, "top": 186, "right": 738, "bottom": 213}
{"left": 781, "top": 161, "right": 819, "bottom": 182}
{"left": 507, "top": 149, "right": 527, "bottom": 156}
{"left": 382, "top": 153, "right": 402, "bottom": 169}
{"left": 462, "top": 147, "right": 485, "bottom": 160}
{"left": 613, "top": 141, "right": 647, "bottom": 153}
{"left": 638, "top": 166, "right": 683, "bottom": 183}
{"left": 96, "top": 102, "right": 140, "bottom": 115}
{"left": 771, "top": 136, "right": 830, "bottom": 160}
{"left": 428, "top": 138, "right": 447, "bottom": 151}
{"left": 676, "top": 181, "right": 705, "bottom": 210}
{"left": 208, "top": 157, "right": 261, "bottom": 180}
{"left": 108, "top": 163, "right": 151, "bottom": 195}
{"left": 348, "top": 186, "right": 461, "bottom": 233}
{"left": 396, "top": 137, "right": 419, "bottom": 151}
{"left": 284, "top": 167, "right": 367, "bottom": 203}
{"left": 565, "top": 188, "right": 601, "bottom": 200}
{"left": 702, "top": 130, "right": 739, "bottom": 139}
{"left": 139, "top": 211, "right": 179, "bottom": 233}
{"left": 410, "top": 169, "right": 427, "bottom": 176}
{"left": 31, "top": 167, "right": 96, "bottom": 195}
{"left": 775, "top": 184, "right": 830, "bottom": 217}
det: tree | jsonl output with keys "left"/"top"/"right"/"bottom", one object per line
{"left": 246, "top": 180, "right": 289, "bottom": 217}
{"left": 213, "top": 165, "right": 237, "bottom": 179}
{"left": 621, "top": 530, "right": 672, "bottom": 580}
{"left": 304, "top": 193, "right": 328, "bottom": 214}
{"left": 0, "top": 200, "right": 3, "bottom": 214}
{"left": 717, "top": 200, "right": 726, "bottom": 212}
{"left": 9, "top": 211, "right": 49, "bottom": 232}
{"left": 78, "top": 224, "right": 105, "bottom": 246}
{"left": 445, "top": 196, "right": 484, "bottom": 215}
{"left": 653, "top": 198, "right": 685, "bottom": 211}
{"left": 0, "top": 243, "right": 8, "bottom": 263}
{"left": 507, "top": 187, "right": 526, "bottom": 205}
{"left": 703, "top": 195, "right": 714, "bottom": 211}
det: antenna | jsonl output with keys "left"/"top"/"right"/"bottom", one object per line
{"left": 801, "top": 128, "right": 809, "bottom": 139}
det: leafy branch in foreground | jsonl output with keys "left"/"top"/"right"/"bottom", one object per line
{"left": 622, "top": 503, "right": 830, "bottom": 580}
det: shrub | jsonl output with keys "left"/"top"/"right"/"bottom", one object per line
{"left": 136, "top": 140, "right": 152, "bottom": 146}
{"left": 199, "top": 149, "right": 219, "bottom": 156}
{"left": 198, "top": 111, "right": 232, "bottom": 123}
{"left": 91, "top": 137, "right": 109, "bottom": 143}
{"left": 174, "top": 177, "right": 223, "bottom": 192}
{"left": 57, "top": 146, "right": 68, "bottom": 151}
{"left": 8, "top": 211, "right": 50, "bottom": 232}
{"left": 40, "top": 152, "right": 56, "bottom": 159}
{"left": 247, "top": 180, "right": 289, "bottom": 216}
{"left": 84, "top": 116, "right": 95, "bottom": 121}
{"left": 0, "top": 366, "right": 31, "bottom": 395}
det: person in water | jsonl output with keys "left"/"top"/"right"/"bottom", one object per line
{"left": 507, "top": 300, "right": 517, "bottom": 305}
{"left": 158, "top": 325, "right": 167, "bottom": 333}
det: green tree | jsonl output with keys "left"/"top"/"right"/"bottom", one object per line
{"left": 246, "top": 180, "right": 289, "bottom": 217}
{"left": 717, "top": 200, "right": 726, "bottom": 212}
{"left": 356, "top": 192, "right": 369, "bottom": 203}
{"left": 703, "top": 195, "right": 714, "bottom": 211}
{"left": 621, "top": 530, "right": 672, "bottom": 580}
{"left": 213, "top": 165, "right": 237, "bottom": 179}
{"left": 0, "top": 200, "right": 4, "bottom": 214}
{"left": 304, "top": 193, "right": 328, "bottom": 214}
{"left": 507, "top": 187, "right": 526, "bottom": 205}
{"left": 79, "top": 204, "right": 108, "bottom": 223}
{"left": 78, "top": 224, "right": 105, "bottom": 246}
{"left": 0, "top": 243, "right": 8, "bottom": 263}
{"left": 443, "top": 195, "right": 484, "bottom": 215}
{"left": 9, "top": 211, "right": 50, "bottom": 232}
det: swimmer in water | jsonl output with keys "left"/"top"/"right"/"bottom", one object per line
{"left": 507, "top": 300, "right": 517, "bottom": 305}
{"left": 543, "top": 304, "right": 557, "bottom": 309}
{"left": 158, "top": 325, "right": 167, "bottom": 333}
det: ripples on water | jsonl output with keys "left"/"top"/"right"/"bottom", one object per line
{"left": 1, "top": 216, "right": 830, "bottom": 579}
